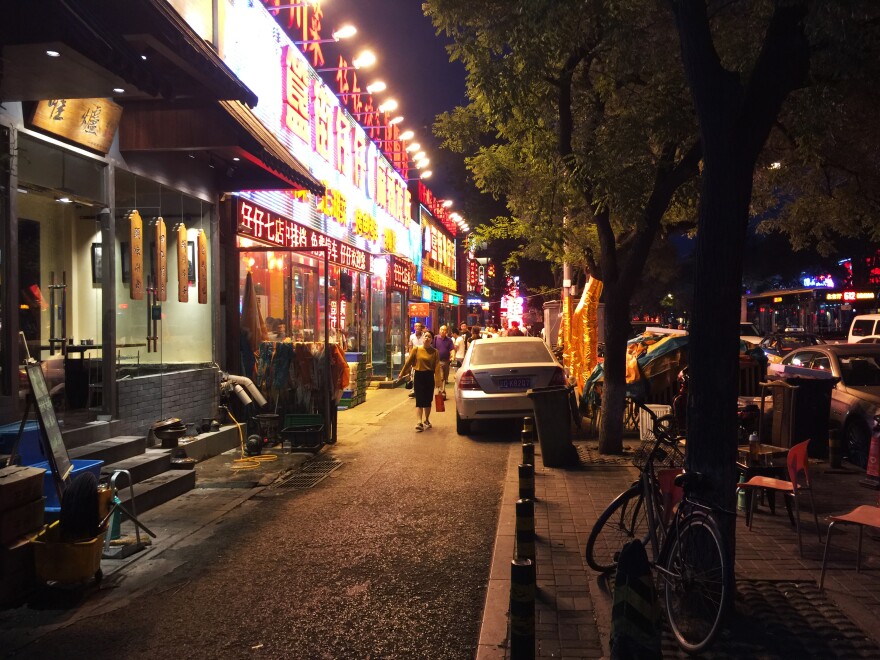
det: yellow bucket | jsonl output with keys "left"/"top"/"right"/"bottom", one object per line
{"left": 32, "top": 521, "right": 105, "bottom": 586}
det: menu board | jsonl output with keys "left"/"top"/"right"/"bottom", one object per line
{"left": 26, "top": 363, "right": 72, "bottom": 491}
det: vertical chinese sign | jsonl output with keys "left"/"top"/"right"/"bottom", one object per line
{"left": 155, "top": 219, "right": 167, "bottom": 301}
{"left": 197, "top": 230, "right": 208, "bottom": 304}
{"left": 177, "top": 224, "right": 189, "bottom": 303}
{"left": 130, "top": 211, "right": 144, "bottom": 300}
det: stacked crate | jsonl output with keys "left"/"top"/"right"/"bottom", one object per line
{"left": 340, "top": 353, "right": 370, "bottom": 409}
{"left": 0, "top": 465, "right": 46, "bottom": 606}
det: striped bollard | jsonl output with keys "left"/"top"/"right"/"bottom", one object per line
{"left": 522, "top": 441, "right": 535, "bottom": 466}
{"left": 521, "top": 416, "right": 535, "bottom": 445}
{"left": 515, "top": 498, "right": 535, "bottom": 562}
{"left": 518, "top": 463, "right": 535, "bottom": 501}
{"left": 510, "top": 558, "right": 536, "bottom": 660}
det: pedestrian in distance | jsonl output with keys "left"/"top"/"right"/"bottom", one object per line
{"left": 452, "top": 326, "right": 467, "bottom": 372}
{"left": 507, "top": 320, "right": 525, "bottom": 336}
{"left": 397, "top": 330, "right": 443, "bottom": 432}
{"left": 434, "top": 325, "right": 455, "bottom": 399}
{"left": 407, "top": 321, "right": 426, "bottom": 397}
{"left": 466, "top": 325, "right": 482, "bottom": 350}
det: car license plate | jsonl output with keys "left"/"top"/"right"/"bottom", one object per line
{"left": 498, "top": 377, "right": 531, "bottom": 389}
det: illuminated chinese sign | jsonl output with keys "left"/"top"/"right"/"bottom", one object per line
{"left": 422, "top": 264, "right": 457, "bottom": 292}
{"left": 389, "top": 255, "right": 414, "bottom": 293}
{"left": 237, "top": 198, "right": 371, "bottom": 272}
{"left": 418, "top": 183, "right": 457, "bottom": 235}
{"left": 467, "top": 261, "right": 479, "bottom": 289}
{"left": 264, "top": 0, "right": 325, "bottom": 68}
{"left": 826, "top": 291, "right": 875, "bottom": 301}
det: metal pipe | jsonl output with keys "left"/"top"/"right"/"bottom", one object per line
{"left": 224, "top": 374, "right": 267, "bottom": 408}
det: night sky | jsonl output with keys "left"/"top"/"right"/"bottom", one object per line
{"left": 318, "top": 0, "right": 467, "bottom": 200}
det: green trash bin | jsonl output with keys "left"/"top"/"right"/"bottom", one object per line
{"left": 527, "top": 385, "right": 578, "bottom": 467}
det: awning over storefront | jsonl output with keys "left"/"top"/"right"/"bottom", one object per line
{"left": 1, "top": 0, "right": 256, "bottom": 106}
{"left": 119, "top": 101, "right": 323, "bottom": 194}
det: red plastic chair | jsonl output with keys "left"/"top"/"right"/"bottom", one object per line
{"left": 819, "top": 495, "right": 880, "bottom": 589}
{"left": 740, "top": 440, "right": 822, "bottom": 557}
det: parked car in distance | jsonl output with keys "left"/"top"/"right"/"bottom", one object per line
{"left": 740, "top": 322, "right": 763, "bottom": 345}
{"left": 782, "top": 344, "right": 880, "bottom": 469}
{"left": 848, "top": 314, "right": 880, "bottom": 344}
{"left": 454, "top": 336, "right": 566, "bottom": 435}
{"left": 759, "top": 332, "right": 824, "bottom": 363}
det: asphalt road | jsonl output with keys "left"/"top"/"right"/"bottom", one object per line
{"left": 9, "top": 392, "right": 516, "bottom": 659}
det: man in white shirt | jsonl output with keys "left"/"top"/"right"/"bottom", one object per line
{"left": 409, "top": 322, "right": 425, "bottom": 350}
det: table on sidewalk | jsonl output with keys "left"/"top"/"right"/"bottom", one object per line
{"left": 737, "top": 443, "right": 793, "bottom": 526}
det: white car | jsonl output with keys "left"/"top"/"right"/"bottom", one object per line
{"left": 740, "top": 322, "right": 763, "bottom": 346}
{"left": 454, "top": 336, "right": 566, "bottom": 435}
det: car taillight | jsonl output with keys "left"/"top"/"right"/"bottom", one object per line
{"left": 459, "top": 370, "right": 482, "bottom": 390}
{"left": 549, "top": 367, "right": 566, "bottom": 386}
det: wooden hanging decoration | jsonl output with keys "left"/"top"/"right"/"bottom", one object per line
{"left": 129, "top": 211, "right": 144, "bottom": 300}
{"left": 155, "top": 218, "right": 167, "bottom": 301}
{"left": 177, "top": 223, "right": 189, "bottom": 302}
{"left": 197, "top": 229, "right": 208, "bottom": 304}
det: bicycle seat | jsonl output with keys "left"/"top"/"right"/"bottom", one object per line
{"left": 674, "top": 471, "right": 706, "bottom": 491}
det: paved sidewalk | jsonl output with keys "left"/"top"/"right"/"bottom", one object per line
{"left": 479, "top": 437, "right": 880, "bottom": 659}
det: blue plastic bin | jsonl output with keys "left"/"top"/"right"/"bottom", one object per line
{"left": 32, "top": 459, "right": 104, "bottom": 509}
{"left": 0, "top": 421, "right": 46, "bottom": 465}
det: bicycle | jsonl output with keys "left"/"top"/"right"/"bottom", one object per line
{"left": 585, "top": 400, "right": 734, "bottom": 654}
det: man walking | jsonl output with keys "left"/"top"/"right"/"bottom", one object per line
{"left": 407, "top": 322, "right": 425, "bottom": 397}
{"left": 434, "top": 325, "right": 455, "bottom": 399}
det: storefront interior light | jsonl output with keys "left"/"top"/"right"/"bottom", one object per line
{"left": 56, "top": 196, "right": 72, "bottom": 204}
{"left": 46, "top": 50, "right": 61, "bottom": 57}
{"left": 113, "top": 87, "right": 125, "bottom": 94}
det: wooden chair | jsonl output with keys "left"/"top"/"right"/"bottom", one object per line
{"left": 819, "top": 495, "right": 880, "bottom": 589}
{"left": 740, "top": 439, "right": 822, "bottom": 557}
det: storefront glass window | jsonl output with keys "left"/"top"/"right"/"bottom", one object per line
{"left": 16, "top": 135, "right": 106, "bottom": 424}
{"left": 371, "top": 278, "right": 386, "bottom": 376}
{"left": 0, "top": 127, "right": 8, "bottom": 396}
{"left": 115, "top": 170, "right": 213, "bottom": 377}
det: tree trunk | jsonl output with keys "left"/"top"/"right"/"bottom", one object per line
{"left": 598, "top": 290, "right": 630, "bottom": 454}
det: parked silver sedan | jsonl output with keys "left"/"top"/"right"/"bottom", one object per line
{"left": 454, "top": 336, "right": 566, "bottom": 435}
{"left": 782, "top": 344, "right": 880, "bottom": 468}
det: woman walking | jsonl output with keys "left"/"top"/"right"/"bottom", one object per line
{"left": 397, "top": 330, "right": 443, "bottom": 432}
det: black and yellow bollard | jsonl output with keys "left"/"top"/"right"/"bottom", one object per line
{"left": 518, "top": 463, "right": 535, "bottom": 501}
{"left": 609, "top": 540, "right": 661, "bottom": 659}
{"left": 510, "top": 558, "right": 535, "bottom": 660}
{"left": 515, "top": 498, "right": 535, "bottom": 562}
{"left": 521, "top": 416, "right": 535, "bottom": 445}
{"left": 522, "top": 441, "right": 535, "bottom": 466}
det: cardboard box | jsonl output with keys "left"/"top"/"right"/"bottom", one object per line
{"left": 0, "top": 498, "right": 45, "bottom": 545}
{"left": 0, "top": 535, "right": 35, "bottom": 608}
{"left": 0, "top": 466, "right": 46, "bottom": 514}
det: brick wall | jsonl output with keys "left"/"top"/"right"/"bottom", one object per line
{"left": 116, "top": 367, "right": 220, "bottom": 438}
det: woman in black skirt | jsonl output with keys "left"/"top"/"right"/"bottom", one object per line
{"left": 397, "top": 330, "right": 443, "bottom": 432}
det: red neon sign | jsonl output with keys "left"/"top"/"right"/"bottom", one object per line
{"left": 237, "top": 198, "right": 371, "bottom": 273}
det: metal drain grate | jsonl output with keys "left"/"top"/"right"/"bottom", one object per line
{"left": 272, "top": 458, "right": 342, "bottom": 489}
{"left": 575, "top": 443, "right": 634, "bottom": 467}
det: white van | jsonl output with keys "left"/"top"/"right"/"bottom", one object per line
{"left": 848, "top": 314, "right": 880, "bottom": 343}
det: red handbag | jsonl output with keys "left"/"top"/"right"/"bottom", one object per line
{"left": 434, "top": 393, "right": 446, "bottom": 412}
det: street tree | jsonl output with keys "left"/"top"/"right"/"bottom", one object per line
{"left": 425, "top": 0, "right": 701, "bottom": 453}
{"left": 671, "top": 2, "right": 880, "bottom": 517}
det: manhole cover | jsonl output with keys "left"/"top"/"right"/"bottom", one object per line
{"left": 272, "top": 458, "right": 342, "bottom": 489}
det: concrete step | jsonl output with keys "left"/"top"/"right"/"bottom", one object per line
{"left": 68, "top": 436, "right": 146, "bottom": 465}
{"left": 101, "top": 448, "right": 172, "bottom": 484}
{"left": 117, "top": 469, "right": 196, "bottom": 516}
{"left": 61, "top": 419, "right": 123, "bottom": 450}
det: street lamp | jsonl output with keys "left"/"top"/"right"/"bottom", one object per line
{"left": 294, "top": 25, "right": 356, "bottom": 45}
{"left": 317, "top": 50, "right": 376, "bottom": 72}
{"left": 405, "top": 143, "right": 421, "bottom": 152}
{"left": 442, "top": 200, "right": 453, "bottom": 208}
{"left": 366, "top": 81, "right": 386, "bottom": 94}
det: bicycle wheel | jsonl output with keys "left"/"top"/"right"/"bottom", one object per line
{"left": 585, "top": 486, "right": 650, "bottom": 573}
{"left": 662, "top": 510, "right": 731, "bottom": 654}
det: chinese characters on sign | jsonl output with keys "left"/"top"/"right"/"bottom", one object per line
{"left": 31, "top": 98, "right": 122, "bottom": 154}
{"left": 155, "top": 219, "right": 167, "bottom": 302}
{"left": 177, "top": 224, "right": 189, "bottom": 303}
{"left": 130, "top": 211, "right": 144, "bottom": 300}
{"left": 198, "top": 230, "right": 208, "bottom": 304}
{"left": 389, "top": 256, "right": 414, "bottom": 292}
{"left": 237, "top": 198, "right": 371, "bottom": 272}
